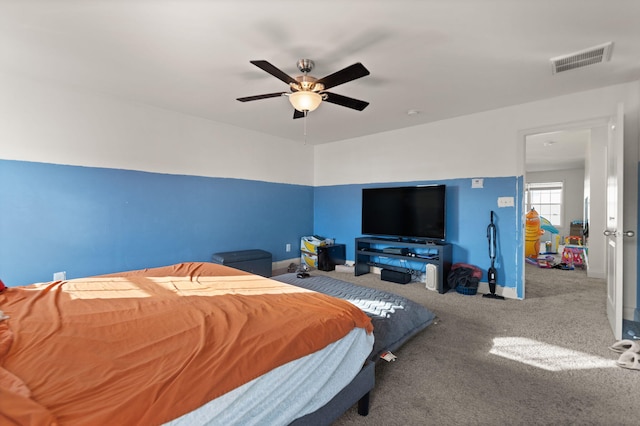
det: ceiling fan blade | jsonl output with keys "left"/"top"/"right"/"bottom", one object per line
{"left": 293, "top": 109, "right": 305, "bottom": 119}
{"left": 316, "top": 63, "right": 370, "bottom": 90}
{"left": 323, "top": 92, "right": 369, "bottom": 111}
{"left": 236, "top": 92, "right": 286, "bottom": 102}
{"left": 250, "top": 60, "right": 297, "bottom": 85}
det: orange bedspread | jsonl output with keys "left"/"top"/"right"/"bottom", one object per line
{"left": 0, "top": 262, "right": 372, "bottom": 425}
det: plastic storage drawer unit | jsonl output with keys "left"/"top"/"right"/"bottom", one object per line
{"left": 211, "top": 249, "right": 272, "bottom": 277}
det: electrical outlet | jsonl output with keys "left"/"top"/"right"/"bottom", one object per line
{"left": 286, "top": 243, "right": 291, "bottom": 252}
{"left": 53, "top": 271, "right": 66, "bottom": 281}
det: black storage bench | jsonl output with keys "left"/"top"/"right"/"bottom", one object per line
{"left": 211, "top": 249, "right": 272, "bottom": 277}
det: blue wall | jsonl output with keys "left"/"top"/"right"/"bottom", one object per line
{"left": 0, "top": 159, "right": 528, "bottom": 297}
{"left": 0, "top": 160, "right": 313, "bottom": 286}
{"left": 314, "top": 177, "right": 523, "bottom": 296}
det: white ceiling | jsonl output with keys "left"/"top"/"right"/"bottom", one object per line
{"left": 1, "top": 1, "right": 639, "bottom": 146}
{"left": 526, "top": 129, "right": 590, "bottom": 172}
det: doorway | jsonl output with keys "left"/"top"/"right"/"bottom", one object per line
{"left": 523, "top": 124, "right": 608, "bottom": 298}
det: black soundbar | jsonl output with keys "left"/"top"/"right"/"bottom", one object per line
{"left": 381, "top": 269, "right": 411, "bottom": 284}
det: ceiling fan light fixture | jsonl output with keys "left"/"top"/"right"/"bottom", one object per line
{"left": 289, "top": 91, "right": 322, "bottom": 112}
{"left": 238, "top": 59, "right": 370, "bottom": 118}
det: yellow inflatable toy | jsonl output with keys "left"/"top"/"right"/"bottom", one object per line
{"left": 525, "top": 208, "right": 545, "bottom": 258}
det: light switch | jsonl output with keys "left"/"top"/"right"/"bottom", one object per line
{"left": 472, "top": 178, "right": 484, "bottom": 188}
{"left": 498, "top": 197, "right": 514, "bottom": 207}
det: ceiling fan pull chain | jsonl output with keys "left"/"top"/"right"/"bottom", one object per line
{"left": 303, "top": 111, "right": 308, "bottom": 144}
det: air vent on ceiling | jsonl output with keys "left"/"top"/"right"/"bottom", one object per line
{"left": 550, "top": 42, "right": 614, "bottom": 74}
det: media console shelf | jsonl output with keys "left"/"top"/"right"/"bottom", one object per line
{"left": 355, "top": 237, "right": 453, "bottom": 293}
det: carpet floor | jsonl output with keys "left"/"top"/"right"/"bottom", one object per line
{"left": 310, "top": 264, "right": 640, "bottom": 425}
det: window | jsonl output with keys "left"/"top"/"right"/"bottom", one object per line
{"left": 525, "top": 182, "right": 563, "bottom": 226}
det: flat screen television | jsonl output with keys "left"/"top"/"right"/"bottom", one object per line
{"left": 361, "top": 185, "right": 446, "bottom": 241}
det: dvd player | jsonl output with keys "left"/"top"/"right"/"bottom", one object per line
{"left": 382, "top": 247, "right": 409, "bottom": 255}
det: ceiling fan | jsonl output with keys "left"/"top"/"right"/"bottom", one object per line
{"left": 237, "top": 59, "right": 370, "bottom": 119}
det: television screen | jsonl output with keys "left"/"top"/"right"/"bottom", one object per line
{"left": 361, "top": 185, "right": 446, "bottom": 241}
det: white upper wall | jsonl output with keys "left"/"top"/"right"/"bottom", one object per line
{"left": 0, "top": 72, "right": 314, "bottom": 186}
{"left": 313, "top": 82, "right": 640, "bottom": 186}
{"left": 1, "top": 73, "right": 637, "bottom": 195}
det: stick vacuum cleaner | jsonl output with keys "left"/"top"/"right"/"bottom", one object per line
{"left": 484, "top": 211, "right": 505, "bottom": 300}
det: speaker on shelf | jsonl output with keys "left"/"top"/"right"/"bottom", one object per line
{"left": 381, "top": 269, "right": 411, "bottom": 284}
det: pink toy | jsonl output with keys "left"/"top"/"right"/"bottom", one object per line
{"left": 562, "top": 245, "right": 588, "bottom": 269}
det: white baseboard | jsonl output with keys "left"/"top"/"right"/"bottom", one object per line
{"left": 624, "top": 306, "right": 636, "bottom": 321}
{"left": 335, "top": 264, "right": 355, "bottom": 273}
{"left": 588, "top": 269, "right": 606, "bottom": 279}
{"left": 286, "top": 262, "right": 519, "bottom": 299}
{"left": 365, "top": 267, "right": 519, "bottom": 299}
{"left": 477, "top": 281, "right": 519, "bottom": 299}
{"left": 272, "top": 257, "right": 299, "bottom": 273}
{"left": 275, "top": 258, "right": 357, "bottom": 271}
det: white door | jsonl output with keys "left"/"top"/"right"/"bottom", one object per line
{"left": 605, "top": 103, "right": 624, "bottom": 340}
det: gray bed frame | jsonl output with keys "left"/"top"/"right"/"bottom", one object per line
{"left": 273, "top": 270, "right": 435, "bottom": 425}
{"left": 290, "top": 361, "right": 375, "bottom": 425}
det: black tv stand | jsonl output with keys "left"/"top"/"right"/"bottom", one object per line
{"left": 355, "top": 237, "right": 452, "bottom": 293}
{"left": 399, "top": 237, "right": 422, "bottom": 244}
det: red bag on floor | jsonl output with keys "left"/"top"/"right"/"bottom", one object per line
{"left": 447, "top": 263, "right": 482, "bottom": 290}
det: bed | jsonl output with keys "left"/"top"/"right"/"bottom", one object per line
{"left": 273, "top": 273, "right": 436, "bottom": 363}
{"left": 0, "top": 262, "right": 435, "bottom": 425}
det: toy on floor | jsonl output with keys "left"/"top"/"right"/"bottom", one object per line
{"left": 525, "top": 255, "right": 556, "bottom": 269}
{"left": 562, "top": 245, "right": 588, "bottom": 269}
{"left": 525, "top": 208, "right": 545, "bottom": 259}
{"left": 539, "top": 216, "right": 560, "bottom": 253}
{"left": 564, "top": 236, "right": 583, "bottom": 245}
{"left": 536, "top": 256, "right": 554, "bottom": 268}
{"left": 540, "top": 216, "right": 559, "bottom": 235}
